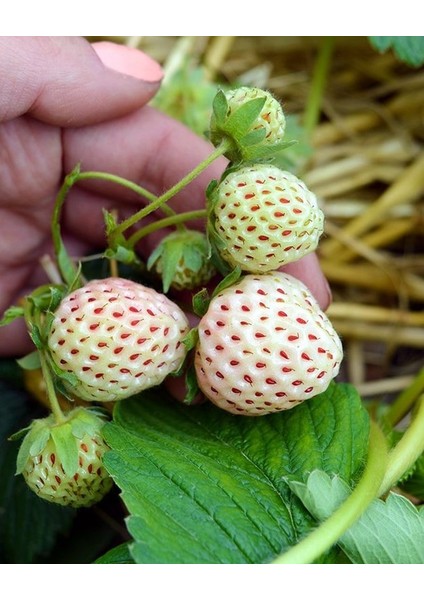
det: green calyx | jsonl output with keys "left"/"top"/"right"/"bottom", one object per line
{"left": 15, "top": 407, "right": 109, "bottom": 477}
{"left": 147, "top": 230, "right": 216, "bottom": 293}
{"left": 14, "top": 406, "right": 112, "bottom": 508}
{"left": 209, "top": 87, "right": 292, "bottom": 163}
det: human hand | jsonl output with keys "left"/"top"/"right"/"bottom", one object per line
{"left": 0, "top": 36, "right": 331, "bottom": 356}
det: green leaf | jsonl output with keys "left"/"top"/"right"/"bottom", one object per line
{"left": 211, "top": 89, "right": 229, "bottom": 125}
{"left": 211, "top": 266, "right": 242, "bottom": 298}
{"left": 224, "top": 97, "right": 267, "bottom": 139}
{"left": 94, "top": 542, "right": 135, "bottom": 564}
{"left": 182, "top": 244, "right": 204, "bottom": 272}
{"left": 104, "top": 245, "right": 139, "bottom": 266}
{"left": 183, "top": 363, "right": 200, "bottom": 405}
{"left": 240, "top": 127, "right": 267, "bottom": 147}
{"left": 242, "top": 139, "right": 296, "bottom": 162}
{"left": 0, "top": 305, "right": 25, "bottom": 327}
{"left": 28, "top": 324, "right": 44, "bottom": 350}
{"left": 0, "top": 380, "right": 74, "bottom": 562}
{"left": 50, "top": 423, "right": 79, "bottom": 477}
{"left": 48, "top": 357, "right": 80, "bottom": 388}
{"left": 369, "top": 36, "right": 424, "bottom": 67}
{"left": 69, "top": 407, "right": 108, "bottom": 440}
{"left": 103, "top": 382, "right": 369, "bottom": 563}
{"left": 192, "top": 288, "right": 210, "bottom": 317}
{"left": 17, "top": 350, "right": 41, "bottom": 371}
{"left": 290, "top": 470, "right": 424, "bottom": 564}
{"left": 182, "top": 327, "right": 199, "bottom": 352}
{"left": 103, "top": 208, "right": 119, "bottom": 236}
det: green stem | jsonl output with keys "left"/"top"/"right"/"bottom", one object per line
{"left": 386, "top": 368, "right": 424, "bottom": 427}
{"left": 112, "top": 140, "right": 229, "bottom": 241}
{"left": 52, "top": 166, "right": 81, "bottom": 286}
{"left": 378, "top": 395, "right": 424, "bottom": 497}
{"left": 39, "top": 351, "right": 66, "bottom": 424}
{"left": 127, "top": 209, "right": 207, "bottom": 248}
{"left": 272, "top": 421, "right": 389, "bottom": 564}
{"left": 76, "top": 170, "right": 160, "bottom": 205}
{"left": 303, "top": 36, "right": 335, "bottom": 136}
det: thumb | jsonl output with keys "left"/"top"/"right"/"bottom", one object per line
{"left": 0, "top": 37, "right": 163, "bottom": 126}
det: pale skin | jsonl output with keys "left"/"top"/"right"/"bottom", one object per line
{"left": 0, "top": 36, "right": 331, "bottom": 357}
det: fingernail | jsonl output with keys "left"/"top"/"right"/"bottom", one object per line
{"left": 92, "top": 41, "right": 163, "bottom": 83}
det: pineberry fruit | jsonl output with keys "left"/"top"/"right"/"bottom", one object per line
{"left": 208, "top": 164, "right": 324, "bottom": 273}
{"left": 209, "top": 86, "right": 288, "bottom": 162}
{"left": 17, "top": 408, "right": 112, "bottom": 508}
{"left": 194, "top": 272, "right": 343, "bottom": 416}
{"left": 47, "top": 277, "right": 189, "bottom": 402}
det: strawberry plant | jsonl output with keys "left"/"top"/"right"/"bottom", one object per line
{"left": 1, "top": 63, "right": 424, "bottom": 565}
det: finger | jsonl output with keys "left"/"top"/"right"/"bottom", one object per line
{"left": 282, "top": 252, "right": 332, "bottom": 310}
{"left": 62, "top": 105, "right": 227, "bottom": 208}
{"left": 0, "top": 37, "right": 163, "bottom": 126}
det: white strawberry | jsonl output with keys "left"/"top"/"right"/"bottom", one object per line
{"left": 17, "top": 407, "right": 113, "bottom": 508}
{"left": 209, "top": 86, "right": 287, "bottom": 163}
{"left": 47, "top": 277, "right": 189, "bottom": 402}
{"left": 208, "top": 164, "right": 324, "bottom": 274}
{"left": 194, "top": 272, "right": 343, "bottom": 416}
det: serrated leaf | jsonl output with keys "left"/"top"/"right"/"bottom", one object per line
{"left": 290, "top": 470, "right": 424, "bottom": 564}
{"left": 17, "top": 350, "right": 41, "bottom": 371}
{"left": 103, "top": 382, "right": 369, "bottom": 563}
{"left": 369, "top": 36, "right": 424, "bottom": 67}
{"left": 50, "top": 423, "right": 79, "bottom": 477}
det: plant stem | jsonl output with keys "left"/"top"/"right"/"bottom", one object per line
{"left": 127, "top": 209, "right": 207, "bottom": 248}
{"left": 112, "top": 140, "right": 229, "bottom": 240}
{"left": 39, "top": 351, "right": 66, "bottom": 424}
{"left": 378, "top": 395, "right": 424, "bottom": 497}
{"left": 52, "top": 167, "right": 81, "bottom": 286}
{"left": 76, "top": 170, "right": 159, "bottom": 205}
{"left": 272, "top": 421, "right": 389, "bottom": 564}
{"left": 303, "top": 37, "right": 335, "bottom": 136}
{"left": 386, "top": 367, "right": 424, "bottom": 426}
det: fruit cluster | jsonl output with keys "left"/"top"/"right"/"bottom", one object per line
{"left": 4, "top": 86, "right": 343, "bottom": 507}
